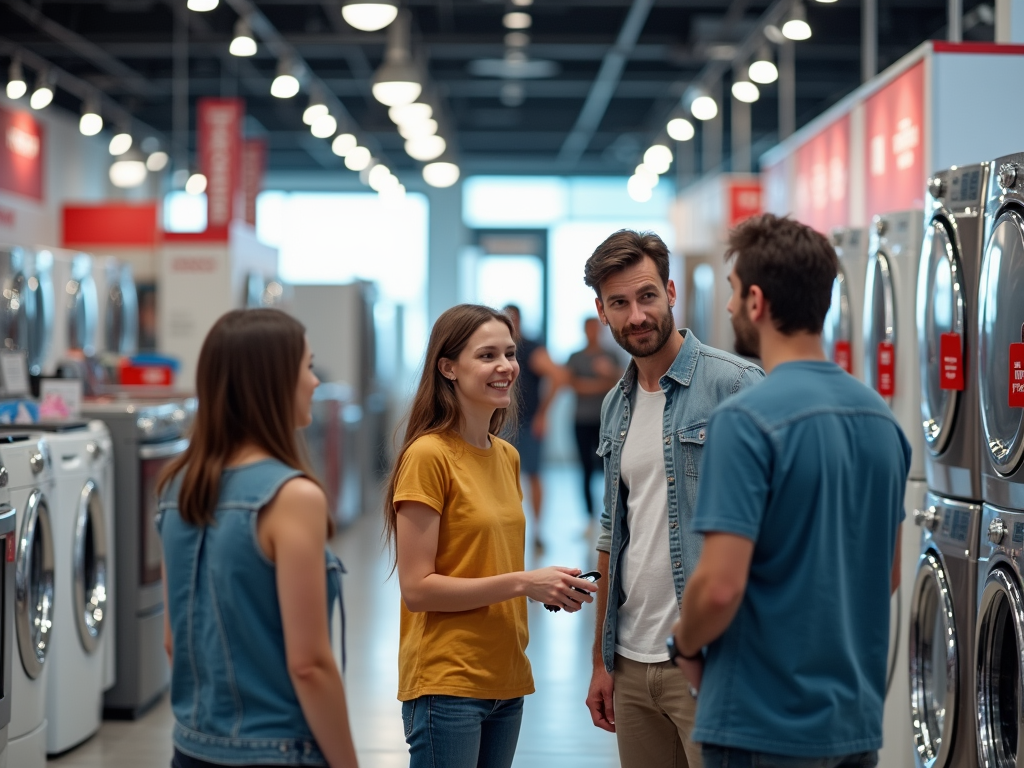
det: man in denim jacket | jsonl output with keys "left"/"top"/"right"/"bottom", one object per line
{"left": 582, "top": 229, "right": 763, "bottom": 768}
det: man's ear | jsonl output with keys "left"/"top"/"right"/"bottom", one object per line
{"left": 747, "top": 285, "right": 768, "bottom": 324}
{"left": 595, "top": 296, "right": 608, "bottom": 325}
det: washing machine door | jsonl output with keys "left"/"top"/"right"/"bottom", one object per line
{"left": 73, "top": 480, "right": 107, "bottom": 654}
{"left": 0, "top": 247, "right": 32, "bottom": 354}
{"left": 688, "top": 264, "right": 714, "bottom": 344}
{"left": 67, "top": 255, "right": 98, "bottom": 355}
{"left": 15, "top": 489, "right": 53, "bottom": 679}
{"left": 918, "top": 216, "right": 965, "bottom": 456}
{"left": 824, "top": 266, "right": 854, "bottom": 373}
{"left": 28, "top": 251, "right": 53, "bottom": 377}
{"left": 104, "top": 265, "right": 138, "bottom": 355}
{"left": 910, "top": 550, "right": 959, "bottom": 768}
{"left": 864, "top": 248, "right": 897, "bottom": 401}
{"left": 979, "top": 209, "right": 1024, "bottom": 475}
{"left": 976, "top": 565, "right": 1024, "bottom": 768}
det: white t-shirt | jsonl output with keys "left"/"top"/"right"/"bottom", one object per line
{"left": 615, "top": 383, "right": 679, "bottom": 663}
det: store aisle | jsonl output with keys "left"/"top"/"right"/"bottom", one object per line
{"left": 46, "top": 465, "right": 621, "bottom": 768}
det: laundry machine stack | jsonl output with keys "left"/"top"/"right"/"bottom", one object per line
{"left": 906, "top": 162, "right": 989, "bottom": 768}
{"left": 824, "top": 227, "right": 867, "bottom": 376}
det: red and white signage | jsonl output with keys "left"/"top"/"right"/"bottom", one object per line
{"left": 877, "top": 341, "right": 896, "bottom": 397}
{"left": 834, "top": 340, "right": 853, "bottom": 374}
{"left": 864, "top": 62, "right": 925, "bottom": 219}
{"left": 728, "top": 181, "right": 762, "bottom": 227}
{"left": 940, "top": 332, "right": 964, "bottom": 391}
{"left": 198, "top": 98, "right": 244, "bottom": 234}
{"left": 1010, "top": 343, "right": 1024, "bottom": 408}
{"left": 793, "top": 116, "right": 849, "bottom": 234}
{"left": 241, "top": 138, "right": 267, "bottom": 227}
{"left": 0, "top": 105, "right": 43, "bottom": 201}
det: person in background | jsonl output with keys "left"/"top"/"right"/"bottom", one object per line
{"left": 384, "top": 303, "right": 597, "bottom": 768}
{"left": 157, "top": 308, "right": 358, "bottom": 768}
{"left": 670, "top": 214, "right": 909, "bottom": 768}
{"left": 582, "top": 230, "right": 764, "bottom": 768}
{"left": 566, "top": 317, "right": 623, "bottom": 525}
{"left": 502, "top": 304, "right": 565, "bottom": 552}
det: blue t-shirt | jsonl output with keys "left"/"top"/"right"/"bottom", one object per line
{"left": 691, "top": 361, "right": 911, "bottom": 757}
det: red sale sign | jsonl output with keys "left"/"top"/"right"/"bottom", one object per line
{"left": 834, "top": 340, "right": 853, "bottom": 374}
{"left": 240, "top": 138, "right": 267, "bottom": 227}
{"left": 864, "top": 62, "right": 925, "bottom": 220}
{"left": 198, "top": 97, "right": 244, "bottom": 235}
{"left": 940, "top": 333, "right": 965, "bottom": 391}
{"left": 877, "top": 342, "right": 896, "bottom": 397}
{"left": 793, "top": 116, "right": 850, "bottom": 234}
{"left": 1011, "top": 343, "right": 1024, "bottom": 408}
{"left": 0, "top": 105, "right": 43, "bottom": 201}
{"left": 728, "top": 182, "right": 762, "bottom": 227}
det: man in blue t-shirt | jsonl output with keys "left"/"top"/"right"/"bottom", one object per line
{"left": 669, "top": 214, "right": 911, "bottom": 768}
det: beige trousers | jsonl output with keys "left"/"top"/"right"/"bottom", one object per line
{"left": 613, "top": 653, "right": 703, "bottom": 768}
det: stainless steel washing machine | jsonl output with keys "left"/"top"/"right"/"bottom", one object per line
{"left": 0, "top": 247, "right": 33, "bottom": 356}
{"left": 824, "top": 227, "right": 867, "bottom": 376}
{"left": 918, "top": 163, "right": 989, "bottom": 503}
{"left": 909, "top": 492, "right": 981, "bottom": 768}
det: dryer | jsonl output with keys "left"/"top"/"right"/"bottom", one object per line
{"left": 1, "top": 435, "right": 55, "bottom": 768}
{"left": 908, "top": 492, "right": 981, "bottom": 768}
{"left": 824, "top": 227, "right": 867, "bottom": 376}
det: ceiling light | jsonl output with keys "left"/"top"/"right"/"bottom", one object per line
{"left": 146, "top": 151, "right": 169, "bottom": 171}
{"left": 627, "top": 175, "right": 654, "bottom": 202}
{"left": 368, "top": 164, "right": 396, "bottom": 192}
{"left": 303, "top": 97, "right": 329, "bottom": 125}
{"left": 6, "top": 59, "right": 26, "bottom": 100}
{"left": 345, "top": 146, "right": 372, "bottom": 171}
{"left": 230, "top": 17, "right": 257, "bottom": 57}
{"left": 644, "top": 145, "right": 673, "bottom": 174}
{"left": 667, "top": 117, "right": 695, "bottom": 142}
{"left": 423, "top": 161, "right": 460, "bottom": 188}
{"left": 782, "top": 3, "right": 812, "bottom": 40}
{"left": 505, "top": 32, "right": 530, "bottom": 46}
{"left": 109, "top": 149, "right": 148, "bottom": 189}
{"left": 732, "top": 80, "right": 760, "bottom": 103}
{"left": 341, "top": 0, "right": 398, "bottom": 31}
{"left": 634, "top": 164, "right": 659, "bottom": 187}
{"left": 187, "top": 0, "right": 219, "bottom": 10}
{"left": 749, "top": 49, "right": 779, "bottom": 84}
{"left": 311, "top": 114, "right": 338, "bottom": 138}
{"left": 398, "top": 118, "right": 438, "bottom": 140}
{"left": 503, "top": 12, "right": 532, "bottom": 29}
{"left": 512, "top": 0, "right": 534, "bottom": 5}
{"left": 389, "top": 102, "right": 433, "bottom": 126}
{"left": 405, "top": 135, "right": 446, "bottom": 161}
{"left": 371, "top": 12, "right": 421, "bottom": 107}
{"left": 79, "top": 101, "right": 103, "bottom": 136}
{"left": 185, "top": 173, "right": 208, "bottom": 195}
{"left": 29, "top": 71, "right": 54, "bottom": 110}
{"left": 690, "top": 95, "right": 718, "bottom": 121}
{"left": 109, "top": 133, "right": 133, "bottom": 156}
{"left": 271, "top": 60, "right": 301, "bottom": 98}
{"left": 332, "top": 133, "right": 358, "bottom": 156}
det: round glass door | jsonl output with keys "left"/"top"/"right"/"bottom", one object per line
{"left": 918, "top": 218, "right": 965, "bottom": 456}
{"left": 976, "top": 567, "right": 1024, "bottom": 768}
{"left": 979, "top": 209, "right": 1024, "bottom": 475}
{"left": 823, "top": 266, "right": 852, "bottom": 364}
{"left": 28, "top": 251, "right": 53, "bottom": 377}
{"left": 74, "top": 480, "right": 107, "bottom": 654}
{"left": 16, "top": 490, "right": 54, "bottom": 679}
{"left": 864, "top": 250, "right": 897, "bottom": 400}
{"left": 688, "top": 264, "right": 714, "bottom": 343}
{"left": 910, "top": 551, "right": 958, "bottom": 768}
{"left": 0, "top": 247, "right": 32, "bottom": 354}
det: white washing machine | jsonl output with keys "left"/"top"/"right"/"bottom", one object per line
{"left": 864, "top": 209, "right": 926, "bottom": 768}
{"left": 1, "top": 435, "right": 55, "bottom": 768}
{"left": 824, "top": 227, "right": 867, "bottom": 377}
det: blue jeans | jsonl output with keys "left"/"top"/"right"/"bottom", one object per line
{"left": 702, "top": 746, "right": 879, "bottom": 768}
{"left": 402, "top": 695, "right": 524, "bottom": 768}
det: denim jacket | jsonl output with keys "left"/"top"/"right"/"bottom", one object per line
{"left": 596, "top": 329, "right": 763, "bottom": 672}
{"left": 158, "top": 459, "right": 345, "bottom": 766}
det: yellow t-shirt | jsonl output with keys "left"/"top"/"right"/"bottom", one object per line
{"left": 393, "top": 431, "right": 535, "bottom": 701}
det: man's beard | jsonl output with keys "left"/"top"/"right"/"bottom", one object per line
{"left": 731, "top": 302, "right": 760, "bottom": 358}
{"left": 610, "top": 306, "right": 676, "bottom": 358}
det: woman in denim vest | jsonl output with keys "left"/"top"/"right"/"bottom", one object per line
{"left": 157, "top": 308, "right": 358, "bottom": 768}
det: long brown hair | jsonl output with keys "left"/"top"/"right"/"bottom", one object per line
{"left": 383, "top": 304, "right": 518, "bottom": 553}
{"left": 157, "top": 308, "right": 326, "bottom": 531}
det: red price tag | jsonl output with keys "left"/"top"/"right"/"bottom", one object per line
{"left": 5, "top": 535, "right": 13, "bottom": 563}
{"left": 940, "top": 333, "right": 965, "bottom": 391}
{"left": 877, "top": 342, "right": 896, "bottom": 397}
{"left": 1011, "top": 343, "right": 1024, "bottom": 408}
{"left": 834, "top": 341, "right": 852, "bottom": 374}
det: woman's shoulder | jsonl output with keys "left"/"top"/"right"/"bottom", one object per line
{"left": 404, "top": 432, "right": 458, "bottom": 460}
{"left": 491, "top": 435, "right": 519, "bottom": 462}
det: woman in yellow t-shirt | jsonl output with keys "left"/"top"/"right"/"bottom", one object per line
{"left": 383, "top": 303, "right": 598, "bottom": 768}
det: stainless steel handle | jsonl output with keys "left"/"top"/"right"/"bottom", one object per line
{"left": 988, "top": 518, "right": 1007, "bottom": 545}
{"left": 913, "top": 506, "right": 941, "bottom": 531}
{"left": 85, "top": 441, "right": 103, "bottom": 461}
{"left": 138, "top": 438, "right": 189, "bottom": 460}
{"left": 29, "top": 451, "right": 45, "bottom": 475}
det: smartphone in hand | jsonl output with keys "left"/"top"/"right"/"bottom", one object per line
{"left": 544, "top": 571, "right": 601, "bottom": 613}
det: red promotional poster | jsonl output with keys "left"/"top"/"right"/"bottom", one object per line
{"left": 793, "top": 116, "right": 850, "bottom": 234}
{"left": 864, "top": 62, "right": 925, "bottom": 220}
{"left": 241, "top": 138, "right": 267, "bottom": 227}
{"left": 198, "top": 97, "right": 244, "bottom": 234}
{"left": 1011, "top": 343, "right": 1024, "bottom": 408}
{"left": 940, "top": 332, "right": 965, "bottom": 391}
{"left": 0, "top": 105, "right": 44, "bottom": 201}
{"left": 877, "top": 341, "right": 896, "bottom": 396}
{"left": 728, "top": 182, "right": 762, "bottom": 227}
{"left": 834, "top": 340, "right": 852, "bottom": 374}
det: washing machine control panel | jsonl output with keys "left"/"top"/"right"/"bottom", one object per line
{"left": 947, "top": 166, "right": 986, "bottom": 210}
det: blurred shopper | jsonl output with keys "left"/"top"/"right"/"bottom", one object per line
{"left": 157, "top": 309, "right": 358, "bottom": 768}
{"left": 384, "top": 303, "right": 597, "bottom": 768}
{"left": 670, "top": 215, "right": 909, "bottom": 768}
{"left": 566, "top": 317, "right": 622, "bottom": 522}
{"left": 502, "top": 304, "right": 564, "bottom": 551}
{"left": 582, "top": 230, "right": 763, "bottom": 768}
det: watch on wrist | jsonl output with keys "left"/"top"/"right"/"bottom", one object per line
{"left": 666, "top": 634, "right": 703, "bottom": 662}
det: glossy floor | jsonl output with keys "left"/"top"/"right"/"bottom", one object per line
{"left": 46, "top": 465, "right": 621, "bottom": 767}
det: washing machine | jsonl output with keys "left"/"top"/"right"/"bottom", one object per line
{"left": 0, "top": 246, "right": 33, "bottom": 356}
{"left": 918, "top": 163, "right": 990, "bottom": 503}
{"left": 25, "top": 249, "right": 53, "bottom": 380}
{"left": 908, "top": 492, "right": 981, "bottom": 768}
{"left": 0, "top": 489, "right": 22, "bottom": 768}
{"left": 43, "top": 251, "right": 98, "bottom": 371}
{"left": 92, "top": 258, "right": 138, "bottom": 357}
{"left": 823, "top": 227, "right": 867, "bottom": 376}
{"left": 1, "top": 435, "right": 55, "bottom": 768}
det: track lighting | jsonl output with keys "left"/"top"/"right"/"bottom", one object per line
{"left": 667, "top": 117, "right": 695, "bottom": 141}
{"left": 230, "top": 17, "right": 257, "bottom": 57}
{"left": 6, "top": 59, "right": 26, "bottom": 100}
{"left": 371, "top": 13, "right": 422, "bottom": 107}
{"left": 341, "top": 0, "right": 398, "bottom": 31}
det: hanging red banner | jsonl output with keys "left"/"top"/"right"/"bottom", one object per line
{"left": 240, "top": 138, "right": 267, "bottom": 227}
{"left": 793, "top": 115, "right": 850, "bottom": 234}
{"left": 834, "top": 340, "right": 853, "bottom": 374}
{"left": 197, "top": 97, "right": 244, "bottom": 235}
{"left": 940, "top": 332, "right": 964, "bottom": 391}
{"left": 0, "top": 105, "right": 43, "bottom": 201}
{"left": 864, "top": 62, "right": 925, "bottom": 220}
{"left": 1010, "top": 343, "right": 1024, "bottom": 408}
{"left": 877, "top": 341, "right": 896, "bottom": 397}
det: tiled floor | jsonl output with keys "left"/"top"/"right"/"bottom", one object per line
{"left": 46, "top": 464, "right": 620, "bottom": 767}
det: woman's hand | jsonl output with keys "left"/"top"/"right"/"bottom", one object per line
{"left": 523, "top": 567, "right": 597, "bottom": 612}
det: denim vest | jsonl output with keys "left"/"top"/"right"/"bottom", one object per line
{"left": 596, "top": 330, "right": 763, "bottom": 672}
{"left": 158, "top": 460, "right": 345, "bottom": 766}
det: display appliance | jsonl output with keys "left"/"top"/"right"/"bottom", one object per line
{"left": 93, "top": 258, "right": 138, "bottom": 357}
{"left": 824, "top": 228, "right": 867, "bottom": 376}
